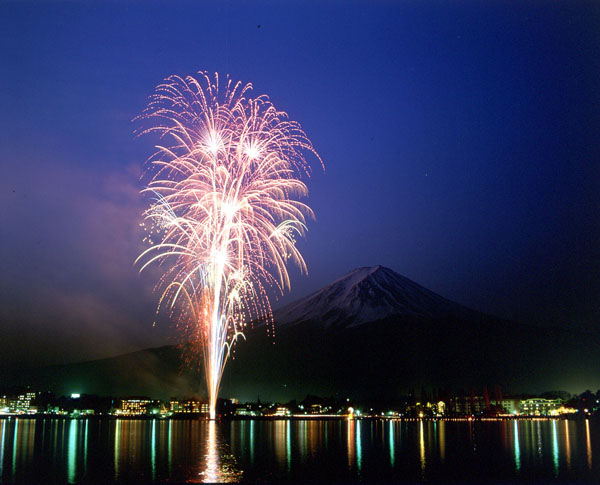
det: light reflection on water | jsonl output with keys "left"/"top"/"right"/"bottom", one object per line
{"left": 249, "top": 420, "right": 254, "bottom": 463}
{"left": 356, "top": 419, "right": 362, "bottom": 472}
{"left": 167, "top": 419, "right": 172, "bottom": 474}
{"left": 67, "top": 420, "right": 77, "bottom": 484}
{"left": 84, "top": 420, "right": 88, "bottom": 477}
{"left": 199, "top": 420, "right": 242, "bottom": 483}
{"left": 0, "top": 420, "right": 5, "bottom": 478}
{"left": 11, "top": 418, "right": 18, "bottom": 476}
{"left": 514, "top": 419, "right": 521, "bottom": 471}
{"left": 286, "top": 420, "right": 291, "bottom": 470}
{"left": 438, "top": 419, "right": 445, "bottom": 463}
{"left": 347, "top": 419, "right": 354, "bottom": 469}
{"left": 200, "top": 420, "right": 218, "bottom": 482}
{"left": 273, "top": 420, "right": 287, "bottom": 467}
{"left": 0, "top": 418, "right": 598, "bottom": 482}
{"left": 419, "top": 420, "right": 426, "bottom": 475}
{"left": 586, "top": 419, "right": 592, "bottom": 469}
{"left": 389, "top": 420, "right": 395, "bottom": 467}
{"left": 553, "top": 420, "right": 559, "bottom": 476}
{"left": 565, "top": 419, "right": 571, "bottom": 469}
{"left": 151, "top": 419, "right": 156, "bottom": 481}
{"left": 114, "top": 419, "right": 120, "bottom": 479}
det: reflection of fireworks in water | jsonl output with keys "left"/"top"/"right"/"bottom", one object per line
{"left": 198, "top": 421, "right": 242, "bottom": 483}
{"left": 203, "top": 421, "right": 218, "bottom": 482}
{"left": 136, "top": 71, "right": 321, "bottom": 419}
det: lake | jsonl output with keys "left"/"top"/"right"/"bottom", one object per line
{"left": 0, "top": 417, "right": 598, "bottom": 482}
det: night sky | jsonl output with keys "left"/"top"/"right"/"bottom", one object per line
{"left": 1, "top": 1, "right": 599, "bottom": 369}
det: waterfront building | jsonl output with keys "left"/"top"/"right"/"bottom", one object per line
{"left": 520, "top": 398, "right": 562, "bottom": 416}
{"left": 502, "top": 398, "right": 522, "bottom": 414}
{"left": 181, "top": 399, "right": 201, "bottom": 413}
{"left": 274, "top": 407, "right": 291, "bottom": 417}
{"left": 119, "top": 398, "right": 151, "bottom": 416}
{"left": 454, "top": 395, "right": 485, "bottom": 415}
{"left": 16, "top": 392, "right": 36, "bottom": 413}
{"left": 169, "top": 398, "right": 180, "bottom": 413}
{"left": 235, "top": 406, "right": 257, "bottom": 416}
{"left": 435, "top": 401, "right": 446, "bottom": 416}
{"left": 310, "top": 404, "right": 324, "bottom": 414}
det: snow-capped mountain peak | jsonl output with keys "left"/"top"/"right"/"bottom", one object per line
{"left": 274, "top": 265, "right": 459, "bottom": 328}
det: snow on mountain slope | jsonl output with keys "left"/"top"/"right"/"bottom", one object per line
{"left": 274, "top": 265, "right": 467, "bottom": 328}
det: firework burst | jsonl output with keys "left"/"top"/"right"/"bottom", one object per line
{"left": 136, "top": 71, "right": 321, "bottom": 419}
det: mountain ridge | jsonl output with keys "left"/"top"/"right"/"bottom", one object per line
{"left": 3, "top": 265, "right": 599, "bottom": 400}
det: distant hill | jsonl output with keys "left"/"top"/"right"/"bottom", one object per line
{"left": 1, "top": 345, "right": 202, "bottom": 400}
{"left": 5, "top": 266, "right": 600, "bottom": 402}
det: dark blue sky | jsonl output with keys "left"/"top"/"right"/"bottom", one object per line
{"left": 1, "top": 0, "right": 599, "bottom": 367}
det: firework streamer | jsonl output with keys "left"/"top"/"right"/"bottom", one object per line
{"left": 136, "top": 71, "right": 322, "bottom": 419}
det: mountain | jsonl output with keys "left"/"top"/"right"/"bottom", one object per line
{"left": 274, "top": 265, "right": 475, "bottom": 328}
{"left": 4, "top": 266, "right": 600, "bottom": 402}
{"left": 225, "top": 266, "right": 600, "bottom": 401}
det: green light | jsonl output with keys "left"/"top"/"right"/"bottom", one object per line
{"left": 552, "top": 420, "right": 558, "bottom": 477}
{"left": 249, "top": 420, "right": 255, "bottom": 464}
{"left": 389, "top": 419, "right": 395, "bottom": 468}
{"left": 84, "top": 420, "right": 88, "bottom": 475}
{"left": 12, "top": 418, "right": 19, "bottom": 476}
{"left": 356, "top": 420, "right": 362, "bottom": 472}
{"left": 167, "top": 420, "right": 172, "bottom": 474}
{"left": 513, "top": 420, "right": 521, "bottom": 472}
{"left": 68, "top": 419, "right": 78, "bottom": 484}
{"left": 151, "top": 419, "right": 157, "bottom": 482}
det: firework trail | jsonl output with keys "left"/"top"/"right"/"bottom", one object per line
{"left": 136, "top": 71, "right": 321, "bottom": 419}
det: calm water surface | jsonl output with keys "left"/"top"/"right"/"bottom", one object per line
{"left": 0, "top": 418, "right": 598, "bottom": 482}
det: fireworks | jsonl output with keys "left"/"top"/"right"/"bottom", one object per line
{"left": 136, "top": 71, "right": 321, "bottom": 419}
